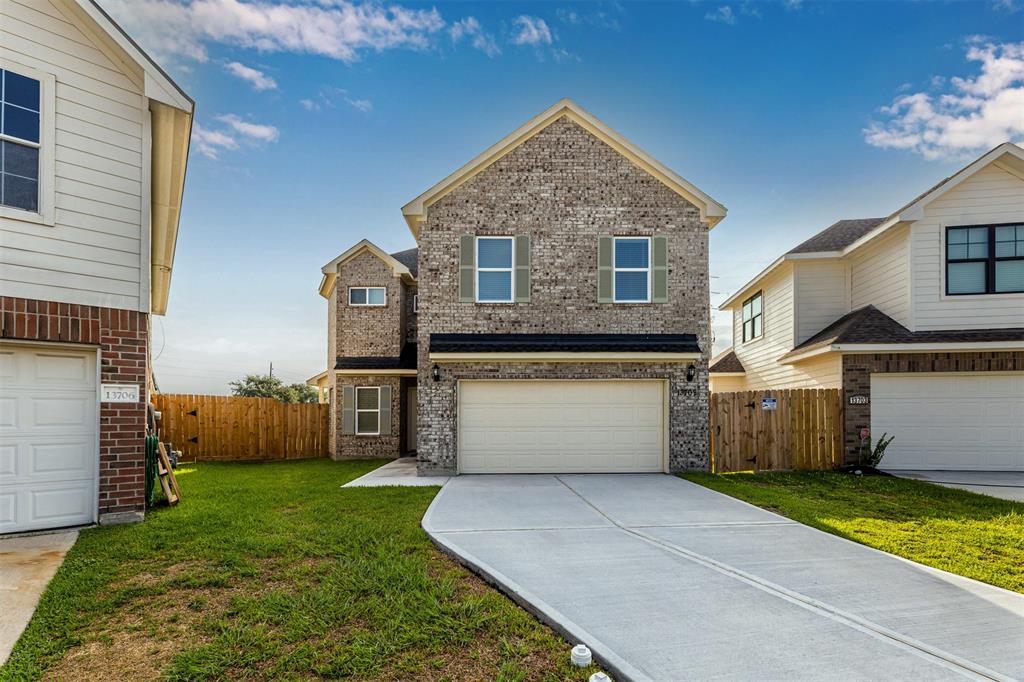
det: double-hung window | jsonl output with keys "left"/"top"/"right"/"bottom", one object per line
{"left": 946, "top": 224, "right": 1024, "bottom": 295}
{"left": 349, "top": 286, "right": 386, "bottom": 306}
{"left": 355, "top": 387, "right": 380, "bottom": 435}
{"left": 476, "top": 236, "right": 514, "bottom": 303}
{"left": 613, "top": 237, "right": 651, "bottom": 303}
{"left": 742, "top": 291, "right": 763, "bottom": 342}
{"left": 1, "top": 68, "right": 41, "bottom": 213}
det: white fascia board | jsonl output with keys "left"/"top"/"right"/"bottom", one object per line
{"left": 834, "top": 341, "right": 1024, "bottom": 353}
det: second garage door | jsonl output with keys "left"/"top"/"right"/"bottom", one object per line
{"left": 458, "top": 380, "right": 665, "bottom": 473}
{"left": 871, "top": 373, "right": 1024, "bottom": 471}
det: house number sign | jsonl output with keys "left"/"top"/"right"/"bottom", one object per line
{"left": 848, "top": 394, "right": 869, "bottom": 405}
{"left": 101, "top": 384, "right": 140, "bottom": 403}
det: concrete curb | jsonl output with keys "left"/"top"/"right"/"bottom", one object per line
{"left": 422, "top": 483, "right": 651, "bottom": 682}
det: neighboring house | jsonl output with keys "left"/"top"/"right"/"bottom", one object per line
{"left": 319, "top": 99, "right": 726, "bottom": 475}
{"left": 306, "top": 370, "right": 329, "bottom": 404}
{"left": 0, "top": 0, "right": 192, "bottom": 532}
{"left": 711, "top": 143, "right": 1024, "bottom": 472}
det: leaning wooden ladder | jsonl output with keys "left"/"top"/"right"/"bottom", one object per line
{"left": 157, "top": 442, "right": 181, "bottom": 505}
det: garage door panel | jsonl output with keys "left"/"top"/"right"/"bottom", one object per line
{"left": 0, "top": 344, "right": 98, "bottom": 533}
{"left": 460, "top": 380, "right": 665, "bottom": 474}
{"left": 872, "top": 373, "right": 1024, "bottom": 472}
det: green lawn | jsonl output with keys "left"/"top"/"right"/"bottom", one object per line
{"left": 1, "top": 460, "right": 596, "bottom": 681}
{"left": 682, "top": 471, "right": 1024, "bottom": 593}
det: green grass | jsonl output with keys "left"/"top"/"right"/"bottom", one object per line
{"left": 1, "top": 460, "right": 596, "bottom": 681}
{"left": 681, "top": 471, "right": 1024, "bottom": 593}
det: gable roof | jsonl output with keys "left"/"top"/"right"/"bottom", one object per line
{"left": 401, "top": 98, "right": 727, "bottom": 239}
{"left": 389, "top": 247, "right": 419, "bottom": 278}
{"left": 720, "top": 142, "right": 1024, "bottom": 310}
{"left": 709, "top": 349, "right": 744, "bottom": 374}
{"left": 318, "top": 240, "right": 416, "bottom": 298}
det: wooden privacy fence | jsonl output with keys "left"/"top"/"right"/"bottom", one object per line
{"left": 710, "top": 389, "right": 843, "bottom": 473}
{"left": 152, "top": 394, "right": 330, "bottom": 461}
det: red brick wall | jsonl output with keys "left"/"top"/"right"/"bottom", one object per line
{"left": 1, "top": 296, "right": 149, "bottom": 521}
{"left": 841, "top": 351, "right": 1024, "bottom": 464}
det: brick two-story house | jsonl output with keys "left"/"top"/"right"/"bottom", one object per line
{"left": 317, "top": 99, "right": 726, "bottom": 475}
{"left": 711, "top": 143, "right": 1024, "bottom": 471}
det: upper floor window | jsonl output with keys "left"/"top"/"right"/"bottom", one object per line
{"left": 476, "top": 236, "right": 514, "bottom": 303}
{"left": 946, "top": 224, "right": 1024, "bottom": 295}
{"left": 742, "top": 291, "right": 763, "bottom": 342}
{"left": 1, "top": 69, "right": 40, "bottom": 213}
{"left": 613, "top": 237, "right": 651, "bottom": 303}
{"left": 349, "top": 286, "right": 386, "bottom": 306}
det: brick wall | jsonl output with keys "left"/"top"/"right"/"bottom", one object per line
{"left": 336, "top": 252, "right": 405, "bottom": 358}
{"left": 1, "top": 296, "right": 148, "bottom": 523}
{"left": 841, "top": 351, "right": 1024, "bottom": 462}
{"left": 417, "top": 116, "right": 710, "bottom": 475}
{"left": 334, "top": 374, "right": 403, "bottom": 458}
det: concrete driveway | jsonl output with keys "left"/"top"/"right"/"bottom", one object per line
{"left": 888, "top": 470, "right": 1024, "bottom": 502}
{"left": 423, "top": 475, "right": 1024, "bottom": 682}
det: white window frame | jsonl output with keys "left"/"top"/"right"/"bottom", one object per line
{"left": 0, "top": 58, "right": 55, "bottom": 226}
{"left": 355, "top": 386, "right": 381, "bottom": 436}
{"left": 741, "top": 291, "right": 763, "bottom": 343}
{"left": 476, "top": 236, "right": 515, "bottom": 303}
{"left": 612, "top": 236, "right": 652, "bottom": 303}
{"left": 348, "top": 286, "right": 387, "bottom": 306}
{"left": 412, "top": 293, "right": 419, "bottom": 313}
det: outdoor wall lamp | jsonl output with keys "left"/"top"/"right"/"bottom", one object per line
{"left": 432, "top": 364, "right": 441, "bottom": 382}
{"left": 686, "top": 364, "right": 696, "bottom": 383}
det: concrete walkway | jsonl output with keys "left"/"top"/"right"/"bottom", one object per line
{"left": 0, "top": 531, "right": 78, "bottom": 665}
{"left": 888, "top": 470, "right": 1024, "bottom": 502}
{"left": 423, "top": 474, "right": 1024, "bottom": 682}
{"left": 343, "top": 457, "right": 450, "bottom": 487}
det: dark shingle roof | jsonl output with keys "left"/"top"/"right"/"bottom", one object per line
{"left": 787, "top": 218, "right": 886, "bottom": 254}
{"left": 709, "top": 349, "right": 744, "bottom": 373}
{"left": 335, "top": 342, "right": 417, "bottom": 370}
{"left": 790, "top": 306, "right": 1024, "bottom": 354}
{"left": 390, "top": 248, "right": 418, "bottom": 278}
{"left": 430, "top": 333, "right": 701, "bottom": 354}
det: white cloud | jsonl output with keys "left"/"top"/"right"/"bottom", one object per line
{"left": 223, "top": 61, "right": 277, "bottom": 90}
{"left": 216, "top": 114, "right": 280, "bottom": 142}
{"left": 102, "top": 0, "right": 445, "bottom": 64}
{"left": 299, "top": 98, "right": 319, "bottom": 111}
{"left": 992, "top": 0, "right": 1021, "bottom": 13}
{"left": 449, "top": 17, "right": 501, "bottom": 57}
{"left": 864, "top": 41, "right": 1024, "bottom": 160}
{"left": 191, "top": 121, "right": 239, "bottom": 159}
{"left": 511, "top": 15, "right": 553, "bottom": 46}
{"left": 704, "top": 6, "right": 737, "bottom": 25}
{"left": 299, "top": 87, "right": 372, "bottom": 113}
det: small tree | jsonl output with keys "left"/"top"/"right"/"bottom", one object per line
{"left": 229, "top": 375, "right": 319, "bottom": 404}
{"left": 858, "top": 429, "right": 895, "bottom": 468}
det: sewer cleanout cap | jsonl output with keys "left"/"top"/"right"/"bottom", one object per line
{"left": 589, "top": 673, "right": 612, "bottom": 682}
{"left": 571, "top": 644, "right": 593, "bottom": 667}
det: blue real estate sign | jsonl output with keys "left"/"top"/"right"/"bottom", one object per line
{"left": 761, "top": 397, "right": 778, "bottom": 411}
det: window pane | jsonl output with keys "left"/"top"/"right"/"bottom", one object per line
{"left": 367, "top": 288, "right": 385, "bottom": 304}
{"left": 996, "top": 241, "right": 1015, "bottom": 258}
{"left": 967, "top": 243, "right": 988, "bottom": 259}
{"left": 947, "top": 262, "right": 986, "bottom": 294}
{"left": 742, "top": 300, "right": 751, "bottom": 321}
{"left": 356, "top": 412, "right": 379, "bottom": 434}
{"left": 948, "top": 229, "right": 968, "bottom": 245}
{"left": 743, "top": 320, "right": 753, "bottom": 341}
{"left": 3, "top": 104, "right": 39, "bottom": 143}
{"left": 478, "top": 271, "right": 512, "bottom": 301}
{"left": 947, "top": 244, "right": 968, "bottom": 260}
{"left": 969, "top": 227, "right": 988, "bottom": 244}
{"left": 477, "top": 238, "right": 513, "bottom": 268}
{"left": 615, "top": 270, "right": 648, "bottom": 301}
{"left": 2, "top": 174, "right": 37, "bottom": 212}
{"left": 750, "top": 294, "right": 762, "bottom": 316}
{"left": 752, "top": 315, "right": 762, "bottom": 338}
{"left": 995, "top": 226, "right": 1015, "bottom": 242}
{"left": 3, "top": 71, "right": 40, "bottom": 110}
{"left": 614, "top": 239, "right": 649, "bottom": 268}
{"left": 356, "top": 388, "right": 379, "bottom": 410}
{"left": 349, "top": 288, "right": 366, "bottom": 304}
{"left": 995, "top": 260, "right": 1024, "bottom": 293}
{"left": 2, "top": 141, "right": 38, "bottom": 179}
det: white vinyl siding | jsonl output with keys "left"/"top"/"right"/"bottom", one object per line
{"left": 794, "top": 260, "right": 850, "bottom": 345}
{"left": 911, "top": 165, "right": 1024, "bottom": 330}
{"left": 849, "top": 223, "right": 910, "bottom": 328}
{"left": 0, "top": 0, "right": 146, "bottom": 311}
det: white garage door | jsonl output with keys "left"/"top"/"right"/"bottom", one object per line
{"left": 459, "top": 380, "right": 665, "bottom": 473}
{"left": 0, "top": 344, "right": 98, "bottom": 533}
{"left": 871, "top": 373, "right": 1024, "bottom": 471}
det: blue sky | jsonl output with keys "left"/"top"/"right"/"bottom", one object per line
{"left": 103, "top": 0, "right": 1024, "bottom": 393}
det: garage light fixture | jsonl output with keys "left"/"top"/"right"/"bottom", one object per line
{"left": 686, "top": 364, "right": 696, "bottom": 382}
